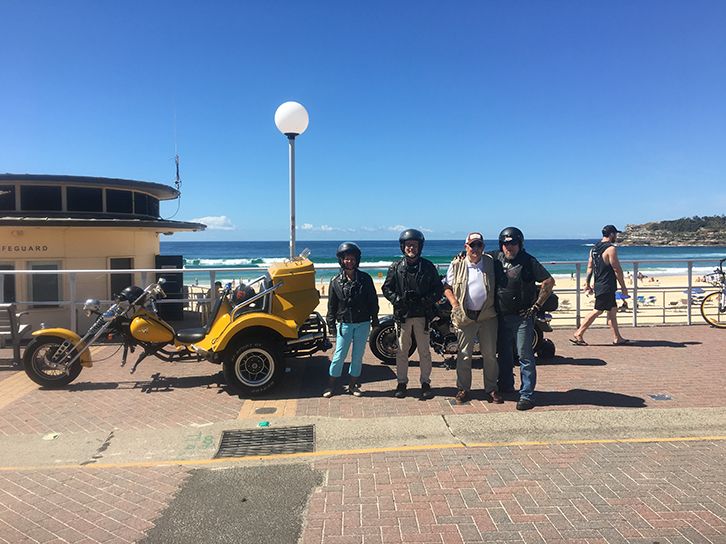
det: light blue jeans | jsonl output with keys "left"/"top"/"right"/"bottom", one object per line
{"left": 329, "top": 322, "right": 371, "bottom": 378}
{"left": 496, "top": 314, "right": 536, "bottom": 401}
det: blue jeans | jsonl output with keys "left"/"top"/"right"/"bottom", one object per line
{"left": 496, "top": 314, "right": 536, "bottom": 401}
{"left": 329, "top": 322, "right": 371, "bottom": 378}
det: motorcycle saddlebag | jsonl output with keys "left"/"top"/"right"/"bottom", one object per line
{"left": 541, "top": 292, "right": 559, "bottom": 312}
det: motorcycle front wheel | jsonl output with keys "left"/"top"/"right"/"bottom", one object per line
{"left": 368, "top": 322, "right": 416, "bottom": 364}
{"left": 223, "top": 337, "right": 285, "bottom": 396}
{"left": 23, "top": 336, "right": 83, "bottom": 388}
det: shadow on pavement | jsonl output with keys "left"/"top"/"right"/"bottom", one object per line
{"left": 61, "top": 371, "right": 236, "bottom": 395}
{"left": 624, "top": 340, "right": 701, "bottom": 348}
{"left": 537, "top": 388, "right": 646, "bottom": 408}
{"left": 537, "top": 355, "right": 606, "bottom": 366}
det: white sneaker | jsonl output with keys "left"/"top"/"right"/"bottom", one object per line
{"left": 349, "top": 384, "right": 362, "bottom": 397}
{"left": 322, "top": 388, "right": 333, "bottom": 398}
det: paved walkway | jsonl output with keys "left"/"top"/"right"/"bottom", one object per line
{"left": 1, "top": 324, "right": 725, "bottom": 543}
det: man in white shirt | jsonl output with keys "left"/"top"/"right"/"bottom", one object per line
{"left": 443, "top": 233, "right": 501, "bottom": 404}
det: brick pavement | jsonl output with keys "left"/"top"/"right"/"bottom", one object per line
{"left": 0, "top": 466, "right": 190, "bottom": 544}
{"left": 0, "top": 323, "right": 725, "bottom": 543}
{"left": 305, "top": 440, "right": 726, "bottom": 543}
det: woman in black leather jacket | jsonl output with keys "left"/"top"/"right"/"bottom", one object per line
{"left": 324, "top": 242, "right": 379, "bottom": 398}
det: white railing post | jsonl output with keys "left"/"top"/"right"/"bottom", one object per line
{"left": 70, "top": 272, "right": 77, "bottom": 333}
{"left": 632, "top": 263, "right": 639, "bottom": 327}
{"left": 687, "top": 262, "right": 693, "bottom": 325}
{"left": 575, "top": 263, "right": 582, "bottom": 328}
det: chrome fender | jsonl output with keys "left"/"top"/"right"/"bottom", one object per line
{"left": 31, "top": 328, "right": 92, "bottom": 366}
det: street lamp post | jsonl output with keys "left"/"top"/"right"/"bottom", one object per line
{"left": 274, "top": 101, "right": 309, "bottom": 260}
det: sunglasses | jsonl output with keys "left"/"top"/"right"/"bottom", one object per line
{"left": 503, "top": 240, "right": 518, "bottom": 246}
{"left": 467, "top": 241, "right": 484, "bottom": 248}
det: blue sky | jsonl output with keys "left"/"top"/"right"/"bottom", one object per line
{"left": 2, "top": 1, "right": 724, "bottom": 242}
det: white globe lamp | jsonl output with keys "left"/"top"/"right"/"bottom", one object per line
{"left": 274, "top": 102, "right": 309, "bottom": 259}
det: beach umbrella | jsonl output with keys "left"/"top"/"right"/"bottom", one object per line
{"left": 683, "top": 288, "right": 705, "bottom": 294}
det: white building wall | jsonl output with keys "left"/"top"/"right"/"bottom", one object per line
{"left": 1, "top": 226, "right": 165, "bottom": 332}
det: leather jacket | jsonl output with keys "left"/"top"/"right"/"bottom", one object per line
{"left": 326, "top": 269, "right": 379, "bottom": 331}
{"left": 382, "top": 257, "right": 444, "bottom": 323}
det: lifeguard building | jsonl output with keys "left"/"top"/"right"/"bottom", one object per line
{"left": 0, "top": 174, "right": 205, "bottom": 330}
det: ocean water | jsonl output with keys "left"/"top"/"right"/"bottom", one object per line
{"left": 160, "top": 239, "right": 726, "bottom": 286}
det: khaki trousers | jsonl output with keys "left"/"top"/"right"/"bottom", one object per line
{"left": 455, "top": 316, "right": 498, "bottom": 393}
{"left": 396, "top": 317, "right": 432, "bottom": 385}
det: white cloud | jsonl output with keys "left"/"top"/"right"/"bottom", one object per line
{"left": 190, "top": 215, "right": 237, "bottom": 231}
{"left": 359, "top": 225, "right": 430, "bottom": 233}
{"left": 297, "top": 223, "right": 342, "bottom": 232}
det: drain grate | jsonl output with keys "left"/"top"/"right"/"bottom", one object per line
{"left": 214, "top": 425, "right": 315, "bottom": 458}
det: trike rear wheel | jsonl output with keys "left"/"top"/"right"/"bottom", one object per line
{"left": 223, "top": 337, "right": 285, "bottom": 396}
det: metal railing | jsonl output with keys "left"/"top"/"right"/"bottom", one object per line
{"left": 0, "top": 258, "right": 721, "bottom": 332}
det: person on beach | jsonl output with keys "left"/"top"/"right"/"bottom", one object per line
{"left": 489, "top": 227, "right": 555, "bottom": 411}
{"left": 572, "top": 225, "right": 630, "bottom": 346}
{"left": 382, "top": 229, "right": 444, "bottom": 399}
{"left": 324, "top": 242, "right": 379, "bottom": 398}
{"left": 443, "top": 233, "right": 501, "bottom": 405}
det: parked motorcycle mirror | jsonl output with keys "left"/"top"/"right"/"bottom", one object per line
{"left": 158, "top": 277, "right": 167, "bottom": 285}
{"left": 83, "top": 299, "right": 101, "bottom": 313}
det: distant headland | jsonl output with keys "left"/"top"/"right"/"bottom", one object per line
{"left": 618, "top": 215, "right": 726, "bottom": 246}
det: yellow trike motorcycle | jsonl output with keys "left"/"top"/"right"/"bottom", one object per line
{"left": 22, "top": 255, "right": 331, "bottom": 396}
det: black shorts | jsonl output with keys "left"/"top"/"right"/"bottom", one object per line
{"left": 594, "top": 292, "right": 617, "bottom": 311}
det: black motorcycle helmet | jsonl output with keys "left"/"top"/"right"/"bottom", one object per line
{"left": 336, "top": 242, "right": 361, "bottom": 268}
{"left": 116, "top": 285, "right": 145, "bottom": 304}
{"left": 233, "top": 284, "right": 255, "bottom": 305}
{"left": 399, "top": 229, "right": 425, "bottom": 256}
{"left": 498, "top": 227, "right": 524, "bottom": 250}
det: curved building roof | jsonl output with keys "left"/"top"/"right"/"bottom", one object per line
{"left": 0, "top": 173, "right": 205, "bottom": 232}
{"left": 0, "top": 173, "right": 180, "bottom": 200}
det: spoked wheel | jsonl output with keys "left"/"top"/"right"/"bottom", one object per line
{"left": 368, "top": 322, "right": 416, "bottom": 364}
{"left": 223, "top": 337, "right": 285, "bottom": 396}
{"left": 701, "top": 292, "right": 726, "bottom": 328}
{"left": 23, "top": 336, "right": 83, "bottom": 387}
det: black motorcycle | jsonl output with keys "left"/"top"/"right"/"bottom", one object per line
{"left": 368, "top": 297, "right": 556, "bottom": 364}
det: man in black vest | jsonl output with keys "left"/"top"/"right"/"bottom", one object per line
{"left": 572, "top": 225, "right": 630, "bottom": 346}
{"left": 490, "top": 227, "right": 555, "bottom": 411}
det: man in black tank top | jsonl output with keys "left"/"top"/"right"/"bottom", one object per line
{"left": 572, "top": 225, "right": 630, "bottom": 346}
